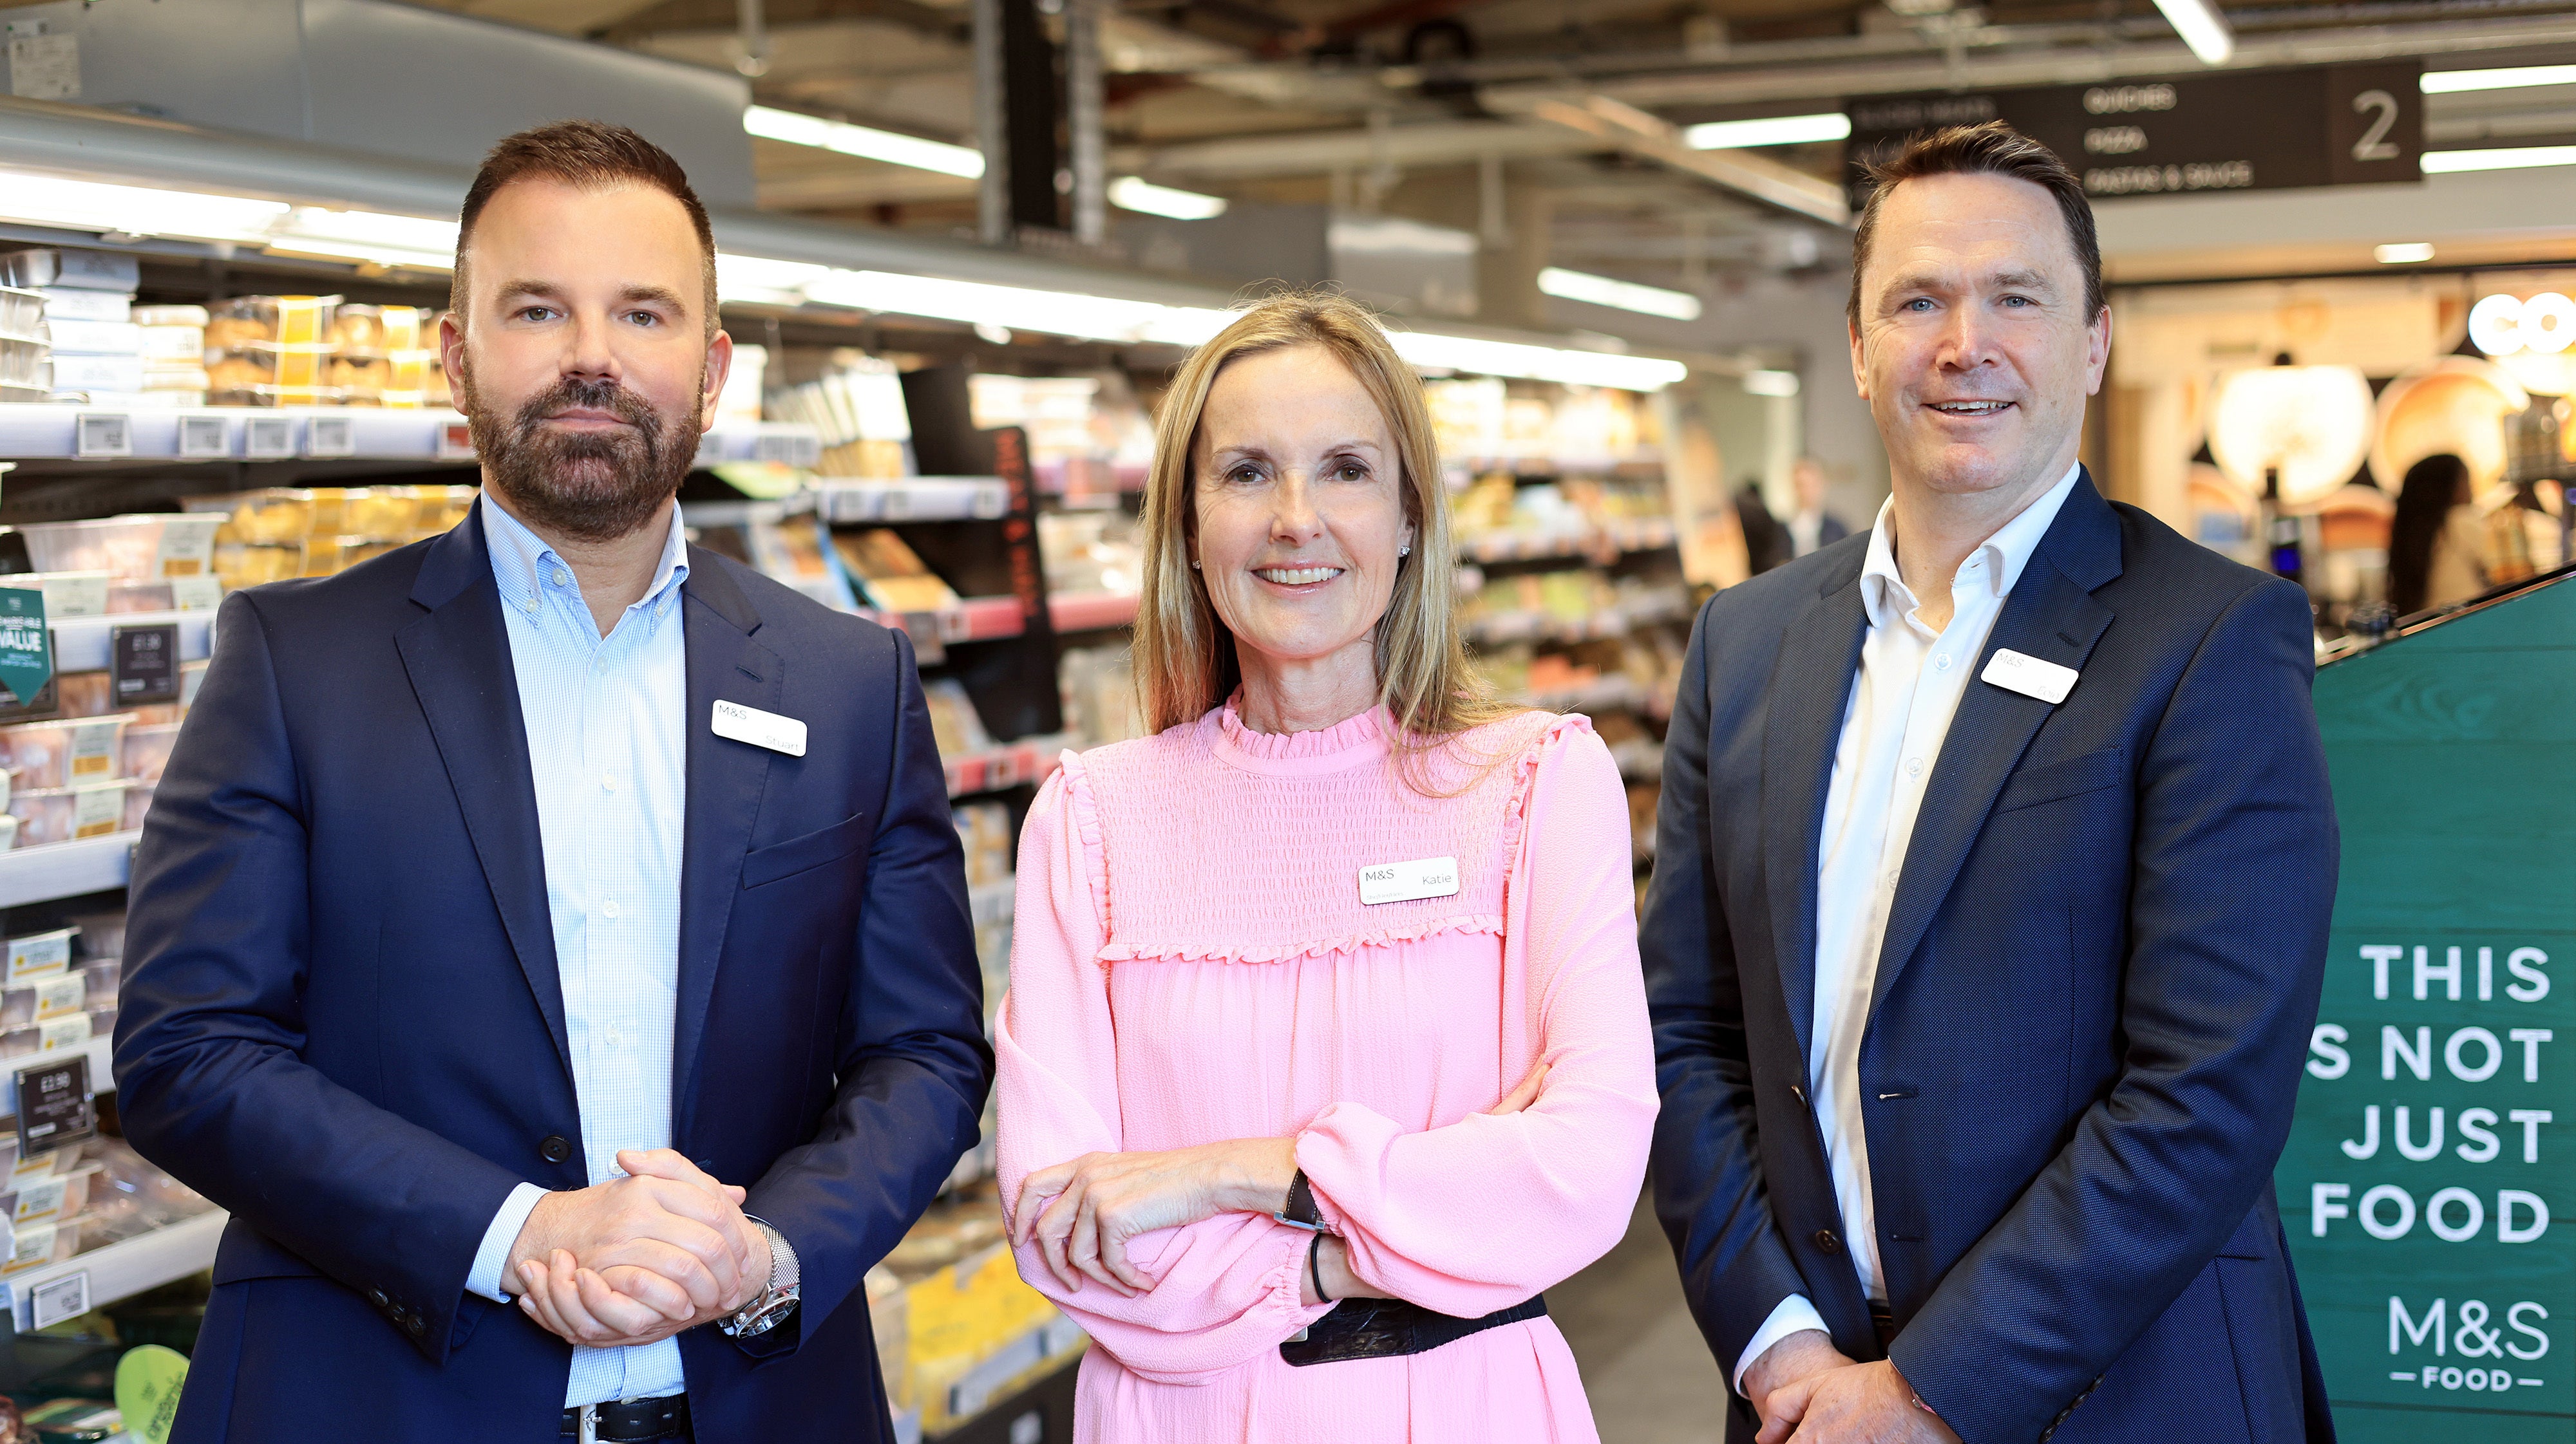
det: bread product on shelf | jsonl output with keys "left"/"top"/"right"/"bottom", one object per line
{"left": 204, "top": 295, "right": 340, "bottom": 349}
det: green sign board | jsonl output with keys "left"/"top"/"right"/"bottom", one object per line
{"left": 2292, "top": 576, "right": 2576, "bottom": 1438}
{"left": 0, "top": 585, "right": 49, "bottom": 708}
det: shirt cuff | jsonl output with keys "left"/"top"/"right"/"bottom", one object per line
{"left": 466, "top": 1183, "right": 549, "bottom": 1304}
{"left": 1734, "top": 1293, "right": 1833, "bottom": 1397}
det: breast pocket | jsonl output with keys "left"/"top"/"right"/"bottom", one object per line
{"left": 742, "top": 811, "right": 871, "bottom": 890}
{"left": 1993, "top": 745, "right": 2125, "bottom": 814}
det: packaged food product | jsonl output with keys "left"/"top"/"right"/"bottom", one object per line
{"left": 121, "top": 780, "right": 153, "bottom": 832}
{"left": 0, "top": 814, "right": 18, "bottom": 851}
{"left": 17, "top": 514, "right": 218, "bottom": 583}
{"left": 131, "top": 304, "right": 209, "bottom": 328}
{"left": 329, "top": 304, "right": 424, "bottom": 355}
{"left": 64, "top": 909, "right": 122, "bottom": 961}
{"left": 0, "top": 286, "right": 39, "bottom": 335}
{"left": 204, "top": 294, "right": 339, "bottom": 348}
{"left": 51, "top": 671, "right": 110, "bottom": 718}
{"left": 2, "top": 1167, "right": 97, "bottom": 1224}
{"left": 138, "top": 324, "right": 205, "bottom": 361}
{"left": 107, "top": 581, "right": 174, "bottom": 614}
{"left": 85, "top": 1006, "right": 112, "bottom": 1040}
{"left": 207, "top": 341, "right": 332, "bottom": 390}
{"left": 1, "top": 571, "right": 108, "bottom": 620}
{"left": 8, "top": 780, "right": 130, "bottom": 845}
{"left": 330, "top": 354, "right": 388, "bottom": 404}
{"left": 5, "top": 928, "right": 75, "bottom": 982}
{"left": 0, "top": 716, "right": 128, "bottom": 788}
{"left": 36, "top": 286, "right": 129, "bottom": 322}
{"left": 833, "top": 529, "right": 960, "bottom": 612}
{"left": 0, "top": 335, "right": 45, "bottom": 389}
{"left": 0, "top": 970, "right": 90, "bottom": 1027}
{"left": 121, "top": 722, "right": 178, "bottom": 782}
{"left": 0, "top": 246, "right": 140, "bottom": 290}
{"left": 43, "top": 319, "right": 139, "bottom": 355}
{"left": 213, "top": 540, "right": 306, "bottom": 588}
{"left": 47, "top": 353, "right": 143, "bottom": 394}
{"left": 80, "top": 958, "right": 118, "bottom": 1008}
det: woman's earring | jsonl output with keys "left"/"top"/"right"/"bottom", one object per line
{"left": 1190, "top": 559, "right": 1202, "bottom": 569}
{"left": 1399, "top": 545, "right": 1411, "bottom": 557}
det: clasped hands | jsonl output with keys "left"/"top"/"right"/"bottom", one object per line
{"left": 1745, "top": 1329, "right": 1960, "bottom": 1444}
{"left": 1010, "top": 1062, "right": 1549, "bottom": 1304}
{"left": 503, "top": 1148, "right": 772, "bottom": 1349}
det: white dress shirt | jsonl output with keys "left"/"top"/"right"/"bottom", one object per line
{"left": 1734, "top": 464, "right": 2081, "bottom": 1392}
{"left": 463, "top": 494, "right": 694, "bottom": 1407}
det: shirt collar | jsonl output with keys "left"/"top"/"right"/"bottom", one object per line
{"left": 1859, "top": 462, "right": 2082, "bottom": 629}
{"left": 479, "top": 492, "right": 690, "bottom": 626}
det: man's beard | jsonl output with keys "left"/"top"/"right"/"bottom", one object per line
{"left": 458, "top": 360, "right": 703, "bottom": 545}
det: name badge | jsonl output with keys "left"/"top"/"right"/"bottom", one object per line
{"left": 711, "top": 699, "right": 808, "bottom": 757}
{"left": 1358, "top": 856, "right": 1459, "bottom": 906}
{"left": 1981, "top": 648, "right": 2079, "bottom": 705}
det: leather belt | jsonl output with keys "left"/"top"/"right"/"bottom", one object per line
{"left": 1279, "top": 1293, "right": 1547, "bottom": 1367}
{"left": 560, "top": 1396, "right": 690, "bottom": 1441}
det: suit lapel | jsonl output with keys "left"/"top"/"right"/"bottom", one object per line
{"left": 1763, "top": 559, "right": 1870, "bottom": 1065}
{"left": 393, "top": 511, "right": 570, "bottom": 1078}
{"left": 672, "top": 553, "right": 783, "bottom": 1136}
{"left": 1868, "top": 476, "right": 2122, "bottom": 1019}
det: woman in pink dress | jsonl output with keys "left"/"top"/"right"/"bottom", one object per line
{"left": 996, "top": 292, "right": 1658, "bottom": 1442}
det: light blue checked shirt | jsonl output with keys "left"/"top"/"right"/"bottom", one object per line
{"left": 464, "top": 493, "right": 692, "bottom": 1407}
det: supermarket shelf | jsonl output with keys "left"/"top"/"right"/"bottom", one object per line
{"left": 2, "top": 1207, "right": 228, "bottom": 1331}
{"left": 0, "top": 832, "right": 137, "bottom": 910}
{"left": 1032, "top": 459, "right": 1148, "bottom": 497}
{"left": 945, "top": 738, "right": 1068, "bottom": 799}
{"left": 1444, "top": 453, "right": 1667, "bottom": 478}
{"left": 860, "top": 596, "right": 1026, "bottom": 646}
{"left": 1458, "top": 518, "right": 1676, "bottom": 565}
{"left": 1513, "top": 674, "right": 1674, "bottom": 720}
{"left": 49, "top": 608, "right": 217, "bottom": 675}
{"left": 969, "top": 877, "right": 1015, "bottom": 928}
{"left": 815, "top": 478, "right": 1010, "bottom": 524}
{"left": 0, "top": 405, "right": 820, "bottom": 469}
{"left": 1464, "top": 587, "right": 1692, "bottom": 646}
{"left": 1046, "top": 591, "right": 1137, "bottom": 633}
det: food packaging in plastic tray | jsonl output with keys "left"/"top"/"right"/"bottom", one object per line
{"left": 213, "top": 540, "right": 305, "bottom": 588}
{"left": 81, "top": 958, "right": 118, "bottom": 1008}
{"left": 0, "top": 247, "right": 138, "bottom": 292}
{"left": 305, "top": 536, "right": 404, "bottom": 576}
{"left": 52, "top": 671, "right": 111, "bottom": 719}
{"left": 64, "top": 909, "right": 120, "bottom": 962}
{"left": 0, "top": 1006, "right": 90, "bottom": 1060}
{"left": 330, "top": 305, "right": 424, "bottom": 355}
{"left": 4, "top": 928, "right": 72, "bottom": 984}
{"left": 0, "top": 969, "right": 91, "bottom": 1029}
{"left": 0, "top": 337, "right": 46, "bottom": 389}
{"left": 108, "top": 581, "right": 173, "bottom": 615}
{"left": 47, "top": 353, "right": 144, "bottom": 394}
{"left": 18, "top": 513, "right": 222, "bottom": 581}
{"left": 0, "top": 287, "right": 39, "bottom": 335}
{"left": 122, "top": 780, "right": 154, "bottom": 832}
{"left": 1, "top": 1215, "right": 84, "bottom": 1275}
{"left": 8, "top": 781, "right": 129, "bottom": 846}
{"left": 204, "top": 294, "right": 339, "bottom": 348}
{"left": 37, "top": 287, "right": 128, "bottom": 323}
{"left": 44, "top": 319, "right": 140, "bottom": 356}
{"left": 131, "top": 304, "right": 208, "bottom": 328}
{"left": 209, "top": 384, "right": 343, "bottom": 408}
{"left": 0, "top": 814, "right": 19, "bottom": 852}
{"left": 0, "top": 1168, "right": 97, "bottom": 1226}
{"left": 138, "top": 324, "right": 204, "bottom": 361}
{"left": 0, "top": 716, "right": 129, "bottom": 788}
{"left": 207, "top": 341, "right": 332, "bottom": 391}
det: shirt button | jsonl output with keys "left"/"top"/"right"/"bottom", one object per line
{"left": 602, "top": 899, "right": 621, "bottom": 919}
{"left": 601, "top": 773, "right": 619, "bottom": 792}
{"left": 1934, "top": 654, "right": 1952, "bottom": 671}
{"left": 1906, "top": 758, "right": 1924, "bottom": 778}
{"left": 553, "top": 568, "right": 572, "bottom": 586}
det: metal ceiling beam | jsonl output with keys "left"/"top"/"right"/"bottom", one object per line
{"left": 1122, "top": 118, "right": 1591, "bottom": 180}
{"left": 1500, "top": 94, "right": 1850, "bottom": 226}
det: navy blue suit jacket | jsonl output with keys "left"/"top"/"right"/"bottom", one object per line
{"left": 115, "top": 510, "right": 993, "bottom": 1443}
{"left": 1642, "top": 474, "right": 2338, "bottom": 1443}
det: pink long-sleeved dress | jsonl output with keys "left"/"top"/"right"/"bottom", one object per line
{"left": 995, "top": 700, "right": 1659, "bottom": 1443}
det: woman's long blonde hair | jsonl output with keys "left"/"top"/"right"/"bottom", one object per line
{"left": 1132, "top": 291, "right": 1518, "bottom": 771}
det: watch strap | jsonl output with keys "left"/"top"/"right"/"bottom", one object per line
{"left": 1276, "top": 1170, "right": 1327, "bottom": 1232}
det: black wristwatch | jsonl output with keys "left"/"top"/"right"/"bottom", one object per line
{"left": 1274, "top": 1170, "right": 1327, "bottom": 1232}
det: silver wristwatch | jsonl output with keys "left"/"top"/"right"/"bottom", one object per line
{"left": 718, "top": 1217, "right": 801, "bottom": 1338}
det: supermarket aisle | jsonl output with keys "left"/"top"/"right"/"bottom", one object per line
{"left": 1554, "top": 1190, "right": 1734, "bottom": 1442}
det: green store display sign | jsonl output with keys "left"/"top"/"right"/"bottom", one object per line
{"left": 2291, "top": 574, "right": 2576, "bottom": 1438}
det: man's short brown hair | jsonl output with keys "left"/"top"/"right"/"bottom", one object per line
{"left": 1846, "top": 120, "right": 2104, "bottom": 330}
{"left": 453, "top": 120, "right": 719, "bottom": 336}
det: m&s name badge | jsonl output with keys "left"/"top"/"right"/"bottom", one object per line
{"left": 1359, "top": 856, "right": 1459, "bottom": 906}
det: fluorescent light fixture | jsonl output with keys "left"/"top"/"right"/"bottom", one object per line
{"left": 1388, "top": 330, "right": 1687, "bottom": 391}
{"left": 717, "top": 254, "right": 833, "bottom": 306}
{"left": 0, "top": 172, "right": 288, "bottom": 243}
{"left": 744, "top": 105, "right": 985, "bottom": 179}
{"left": 806, "top": 269, "right": 1235, "bottom": 347}
{"left": 2422, "top": 64, "right": 2576, "bottom": 94}
{"left": 1683, "top": 113, "right": 1852, "bottom": 150}
{"left": 2150, "top": 0, "right": 2233, "bottom": 65}
{"left": 1537, "top": 267, "right": 1703, "bottom": 322}
{"left": 1743, "top": 369, "right": 1801, "bottom": 397}
{"left": 1108, "top": 176, "right": 1228, "bottom": 220}
{"left": 263, "top": 206, "right": 460, "bottom": 269}
{"left": 2423, "top": 145, "right": 2576, "bottom": 173}
{"left": 2374, "top": 242, "right": 2436, "bottom": 264}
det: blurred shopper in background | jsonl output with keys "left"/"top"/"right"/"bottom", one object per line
{"left": 1642, "top": 122, "right": 2339, "bottom": 1444}
{"left": 1738, "top": 481, "right": 1794, "bottom": 574}
{"left": 994, "top": 291, "right": 1656, "bottom": 1443}
{"left": 2388, "top": 452, "right": 2484, "bottom": 615}
{"left": 1787, "top": 456, "right": 1853, "bottom": 558}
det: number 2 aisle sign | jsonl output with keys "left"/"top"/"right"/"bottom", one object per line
{"left": 2291, "top": 574, "right": 2576, "bottom": 1438}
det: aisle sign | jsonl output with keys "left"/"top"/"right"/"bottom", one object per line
{"left": 0, "top": 586, "right": 50, "bottom": 711}
{"left": 111, "top": 623, "right": 178, "bottom": 705}
{"left": 1846, "top": 63, "right": 2421, "bottom": 205}
{"left": 2290, "top": 572, "right": 2576, "bottom": 1438}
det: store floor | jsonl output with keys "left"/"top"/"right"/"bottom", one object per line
{"left": 1553, "top": 1190, "right": 1732, "bottom": 1441}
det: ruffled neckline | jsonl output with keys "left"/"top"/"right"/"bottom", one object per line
{"left": 1208, "top": 693, "right": 1394, "bottom": 774}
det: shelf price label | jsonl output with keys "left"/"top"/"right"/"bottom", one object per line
{"left": 243, "top": 417, "right": 296, "bottom": 460}
{"left": 305, "top": 415, "right": 356, "bottom": 459}
{"left": 73, "top": 413, "right": 131, "bottom": 460}
{"left": 176, "top": 415, "right": 229, "bottom": 459}
{"left": 28, "top": 1270, "right": 86, "bottom": 1330}
{"left": 13, "top": 1054, "right": 93, "bottom": 1159}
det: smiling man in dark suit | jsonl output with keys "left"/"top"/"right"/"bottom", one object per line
{"left": 115, "top": 122, "right": 991, "bottom": 1443}
{"left": 1641, "top": 122, "right": 2339, "bottom": 1443}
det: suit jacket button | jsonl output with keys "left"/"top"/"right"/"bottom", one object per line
{"left": 540, "top": 1135, "right": 574, "bottom": 1165}
{"left": 1790, "top": 1083, "right": 1808, "bottom": 1107}
{"left": 406, "top": 1313, "right": 427, "bottom": 1336}
{"left": 366, "top": 1288, "right": 388, "bottom": 1308}
{"left": 1813, "top": 1229, "right": 1841, "bottom": 1254}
